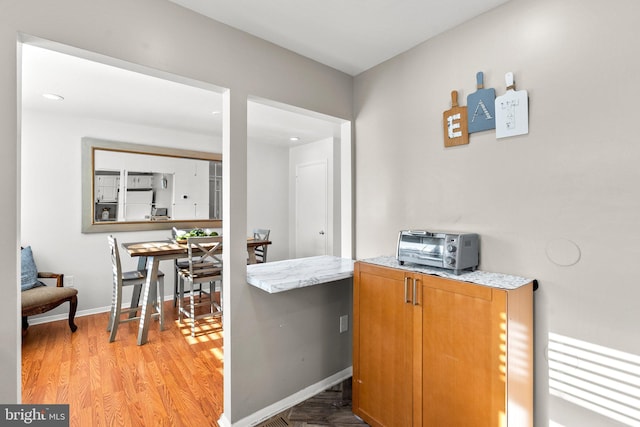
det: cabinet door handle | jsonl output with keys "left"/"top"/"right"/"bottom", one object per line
{"left": 413, "top": 278, "right": 419, "bottom": 306}
{"left": 404, "top": 277, "right": 411, "bottom": 304}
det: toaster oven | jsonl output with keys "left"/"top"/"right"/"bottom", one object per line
{"left": 396, "top": 230, "right": 479, "bottom": 274}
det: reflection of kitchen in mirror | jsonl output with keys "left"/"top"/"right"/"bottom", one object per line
{"left": 94, "top": 168, "right": 175, "bottom": 222}
{"left": 93, "top": 147, "right": 220, "bottom": 223}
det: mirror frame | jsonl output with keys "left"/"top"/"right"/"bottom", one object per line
{"left": 81, "top": 137, "right": 222, "bottom": 233}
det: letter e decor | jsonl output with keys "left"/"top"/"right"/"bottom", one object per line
{"left": 443, "top": 90, "right": 469, "bottom": 147}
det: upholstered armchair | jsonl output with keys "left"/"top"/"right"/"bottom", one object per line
{"left": 21, "top": 246, "right": 78, "bottom": 335}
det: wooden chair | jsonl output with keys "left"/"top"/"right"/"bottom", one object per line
{"left": 253, "top": 228, "right": 271, "bottom": 263}
{"left": 177, "top": 236, "right": 223, "bottom": 337}
{"left": 21, "top": 272, "right": 78, "bottom": 335}
{"left": 107, "top": 235, "right": 164, "bottom": 342}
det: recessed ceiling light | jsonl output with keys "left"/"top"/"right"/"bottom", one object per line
{"left": 42, "top": 93, "right": 64, "bottom": 101}
{"left": 289, "top": 136, "right": 300, "bottom": 142}
{"left": 211, "top": 111, "right": 220, "bottom": 115}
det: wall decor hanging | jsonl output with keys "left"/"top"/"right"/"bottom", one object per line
{"left": 467, "top": 71, "right": 496, "bottom": 133}
{"left": 495, "top": 72, "right": 529, "bottom": 138}
{"left": 443, "top": 90, "right": 469, "bottom": 147}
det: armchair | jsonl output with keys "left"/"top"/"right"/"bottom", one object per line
{"left": 21, "top": 247, "right": 78, "bottom": 335}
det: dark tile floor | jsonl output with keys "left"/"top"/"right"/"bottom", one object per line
{"left": 257, "top": 379, "right": 368, "bottom": 427}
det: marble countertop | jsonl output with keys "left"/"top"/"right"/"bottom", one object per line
{"left": 247, "top": 255, "right": 356, "bottom": 293}
{"left": 360, "top": 256, "right": 534, "bottom": 290}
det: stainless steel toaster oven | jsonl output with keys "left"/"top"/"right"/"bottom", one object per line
{"left": 396, "top": 230, "right": 479, "bottom": 274}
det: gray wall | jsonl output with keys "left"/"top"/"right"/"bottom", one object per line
{"left": 1, "top": 0, "right": 353, "bottom": 423}
{"left": 353, "top": 0, "right": 640, "bottom": 425}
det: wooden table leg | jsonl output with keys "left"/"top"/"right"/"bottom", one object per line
{"left": 247, "top": 247, "right": 257, "bottom": 264}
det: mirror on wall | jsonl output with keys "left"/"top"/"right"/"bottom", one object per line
{"left": 82, "top": 137, "right": 222, "bottom": 233}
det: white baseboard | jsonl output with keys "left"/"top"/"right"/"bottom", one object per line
{"left": 217, "top": 414, "right": 231, "bottom": 427}
{"left": 25, "top": 294, "right": 176, "bottom": 326}
{"left": 219, "top": 366, "right": 353, "bottom": 427}
{"left": 26, "top": 306, "right": 111, "bottom": 326}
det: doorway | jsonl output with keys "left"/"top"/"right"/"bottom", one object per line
{"left": 295, "top": 160, "right": 328, "bottom": 257}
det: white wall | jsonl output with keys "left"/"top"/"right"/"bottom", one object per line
{"left": 353, "top": 0, "right": 640, "bottom": 425}
{"left": 247, "top": 140, "right": 290, "bottom": 262}
{"left": 247, "top": 137, "right": 342, "bottom": 263}
{"left": 2, "top": 1, "right": 354, "bottom": 421}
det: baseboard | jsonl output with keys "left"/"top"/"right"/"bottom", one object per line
{"left": 26, "top": 306, "right": 111, "bottom": 326}
{"left": 217, "top": 414, "right": 231, "bottom": 427}
{"left": 219, "top": 366, "right": 353, "bottom": 427}
{"left": 25, "top": 294, "right": 176, "bottom": 326}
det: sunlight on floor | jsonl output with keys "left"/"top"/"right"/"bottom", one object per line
{"left": 174, "top": 315, "right": 223, "bottom": 346}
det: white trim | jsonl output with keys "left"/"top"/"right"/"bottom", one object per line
{"left": 25, "top": 306, "right": 110, "bottom": 326}
{"left": 217, "top": 413, "right": 231, "bottom": 427}
{"left": 24, "top": 293, "right": 176, "bottom": 326}
{"left": 219, "top": 366, "right": 353, "bottom": 427}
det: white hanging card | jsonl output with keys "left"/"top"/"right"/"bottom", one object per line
{"left": 495, "top": 72, "right": 528, "bottom": 138}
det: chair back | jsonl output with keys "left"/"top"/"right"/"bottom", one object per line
{"left": 185, "top": 236, "right": 223, "bottom": 283}
{"left": 253, "top": 228, "right": 270, "bottom": 263}
{"left": 108, "top": 235, "right": 123, "bottom": 288}
{"left": 253, "top": 229, "right": 270, "bottom": 241}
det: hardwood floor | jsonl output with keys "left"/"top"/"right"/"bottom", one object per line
{"left": 22, "top": 301, "right": 224, "bottom": 426}
{"left": 22, "top": 301, "right": 367, "bottom": 427}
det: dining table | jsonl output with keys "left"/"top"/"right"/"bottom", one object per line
{"left": 122, "top": 237, "right": 271, "bottom": 345}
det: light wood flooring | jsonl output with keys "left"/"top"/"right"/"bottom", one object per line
{"left": 22, "top": 300, "right": 368, "bottom": 427}
{"left": 22, "top": 301, "right": 224, "bottom": 426}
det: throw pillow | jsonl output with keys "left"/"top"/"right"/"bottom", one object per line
{"left": 21, "top": 246, "right": 43, "bottom": 291}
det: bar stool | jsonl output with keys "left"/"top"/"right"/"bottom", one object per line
{"left": 107, "top": 235, "right": 165, "bottom": 342}
{"left": 171, "top": 227, "right": 214, "bottom": 306}
{"left": 252, "top": 228, "right": 270, "bottom": 263}
{"left": 177, "top": 236, "right": 223, "bottom": 337}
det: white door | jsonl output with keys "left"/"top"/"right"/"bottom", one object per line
{"left": 295, "top": 160, "right": 328, "bottom": 257}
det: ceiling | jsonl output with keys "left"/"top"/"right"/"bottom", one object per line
{"left": 21, "top": 44, "right": 341, "bottom": 146}
{"left": 21, "top": 1, "right": 509, "bottom": 145}
{"left": 169, "top": 0, "right": 511, "bottom": 76}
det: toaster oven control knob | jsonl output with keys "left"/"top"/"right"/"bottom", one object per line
{"left": 446, "top": 257, "right": 456, "bottom": 266}
{"left": 447, "top": 244, "right": 456, "bottom": 253}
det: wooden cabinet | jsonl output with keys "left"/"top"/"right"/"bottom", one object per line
{"left": 352, "top": 263, "right": 413, "bottom": 426}
{"left": 353, "top": 261, "right": 533, "bottom": 427}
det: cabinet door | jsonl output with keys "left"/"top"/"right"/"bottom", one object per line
{"left": 99, "top": 185, "right": 119, "bottom": 202}
{"left": 417, "top": 275, "right": 506, "bottom": 426}
{"left": 95, "top": 176, "right": 119, "bottom": 202}
{"left": 137, "top": 175, "right": 153, "bottom": 188}
{"left": 126, "top": 174, "right": 152, "bottom": 189}
{"left": 353, "top": 262, "right": 413, "bottom": 427}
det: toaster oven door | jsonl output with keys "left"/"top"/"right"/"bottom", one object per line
{"left": 399, "top": 233, "right": 445, "bottom": 263}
